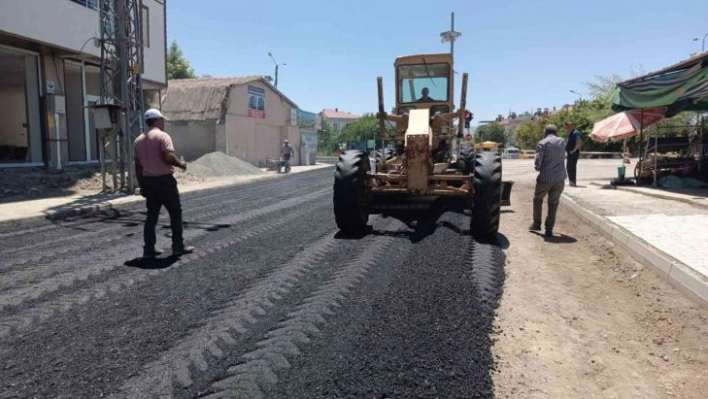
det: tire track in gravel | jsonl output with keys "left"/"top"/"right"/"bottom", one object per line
{"left": 0, "top": 186, "right": 331, "bottom": 310}
{"left": 0, "top": 192, "right": 333, "bottom": 338}
{"left": 106, "top": 217, "right": 400, "bottom": 399}
{"left": 0, "top": 179, "right": 330, "bottom": 268}
{"left": 104, "top": 230, "right": 344, "bottom": 398}
{"left": 462, "top": 236, "right": 507, "bottom": 325}
{"left": 203, "top": 233, "right": 397, "bottom": 399}
{"left": 0, "top": 168, "right": 333, "bottom": 243}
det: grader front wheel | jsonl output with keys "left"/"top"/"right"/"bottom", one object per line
{"left": 470, "top": 151, "right": 502, "bottom": 240}
{"left": 333, "top": 150, "right": 371, "bottom": 231}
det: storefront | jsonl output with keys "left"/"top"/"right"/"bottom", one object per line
{"left": 0, "top": 44, "right": 42, "bottom": 166}
{"left": 63, "top": 59, "right": 103, "bottom": 164}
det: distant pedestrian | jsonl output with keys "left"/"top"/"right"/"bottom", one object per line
{"left": 280, "top": 140, "right": 295, "bottom": 172}
{"left": 531, "top": 124, "right": 568, "bottom": 237}
{"left": 565, "top": 121, "right": 582, "bottom": 186}
{"left": 134, "top": 108, "right": 194, "bottom": 259}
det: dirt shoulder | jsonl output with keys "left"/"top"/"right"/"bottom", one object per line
{"left": 493, "top": 180, "right": 708, "bottom": 399}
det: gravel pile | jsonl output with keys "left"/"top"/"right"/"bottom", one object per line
{"left": 187, "top": 151, "right": 265, "bottom": 178}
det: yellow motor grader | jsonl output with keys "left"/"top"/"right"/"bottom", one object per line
{"left": 333, "top": 53, "right": 503, "bottom": 240}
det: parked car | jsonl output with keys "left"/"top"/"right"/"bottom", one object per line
{"left": 503, "top": 147, "right": 520, "bottom": 159}
{"left": 520, "top": 150, "right": 536, "bottom": 159}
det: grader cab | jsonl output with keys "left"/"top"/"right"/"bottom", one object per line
{"left": 333, "top": 53, "right": 505, "bottom": 240}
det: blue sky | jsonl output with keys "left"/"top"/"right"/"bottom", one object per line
{"left": 167, "top": 0, "right": 708, "bottom": 126}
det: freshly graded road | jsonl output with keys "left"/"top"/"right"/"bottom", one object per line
{"left": 0, "top": 167, "right": 505, "bottom": 399}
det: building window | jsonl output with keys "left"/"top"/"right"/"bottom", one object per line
{"left": 141, "top": 6, "right": 150, "bottom": 48}
{"left": 333, "top": 123, "right": 340, "bottom": 132}
{"left": 69, "top": 0, "right": 99, "bottom": 11}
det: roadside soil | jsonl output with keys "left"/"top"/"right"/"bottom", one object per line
{"left": 492, "top": 180, "right": 708, "bottom": 399}
{"left": 0, "top": 164, "right": 206, "bottom": 204}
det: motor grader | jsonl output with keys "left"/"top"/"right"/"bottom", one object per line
{"left": 333, "top": 53, "right": 503, "bottom": 240}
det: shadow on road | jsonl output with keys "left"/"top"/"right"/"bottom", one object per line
{"left": 125, "top": 255, "right": 181, "bottom": 269}
{"left": 530, "top": 231, "right": 578, "bottom": 244}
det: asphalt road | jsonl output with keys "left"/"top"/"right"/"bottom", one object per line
{"left": 0, "top": 167, "right": 505, "bottom": 399}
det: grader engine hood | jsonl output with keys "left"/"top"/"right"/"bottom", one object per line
{"left": 404, "top": 109, "right": 433, "bottom": 193}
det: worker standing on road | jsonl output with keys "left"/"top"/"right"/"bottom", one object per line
{"left": 134, "top": 108, "right": 194, "bottom": 259}
{"left": 565, "top": 121, "right": 582, "bottom": 187}
{"left": 280, "top": 140, "right": 295, "bottom": 173}
{"left": 531, "top": 124, "right": 568, "bottom": 237}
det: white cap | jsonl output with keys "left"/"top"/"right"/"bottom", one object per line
{"left": 145, "top": 108, "right": 168, "bottom": 120}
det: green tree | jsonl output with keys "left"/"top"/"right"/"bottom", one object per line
{"left": 338, "top": 113, "right": 395, "bottom": 149}
{"left": 167, "top": 40, "right": 197, "bottom": 80}
{"left": 317, "top": 118, "right": 338, "bottom": 155}
{"left": 475, "top": 121, "right": 506, "bottom": 143}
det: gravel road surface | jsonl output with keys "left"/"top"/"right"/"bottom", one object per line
{"left": 0, "top": 167, "right": 506, "bottom": 398}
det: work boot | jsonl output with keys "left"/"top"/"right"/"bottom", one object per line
{"left": 172, "top": 245, "right": 195, "bottom": 256}
{"left": 143, "top": 247, "right": 163, "bottom": 259}
{"left": 544, "top": 230, "right": 553, "bottom": 237}
{"left": 529, "top": 223, "right": 541, "bottom": 231}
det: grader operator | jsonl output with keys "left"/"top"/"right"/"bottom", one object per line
{"left": 332, "top": 53, "right": 503, "bottom": 240}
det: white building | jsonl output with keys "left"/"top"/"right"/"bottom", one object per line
{"left": 0, "top": 0, "right": 167, "bottom": 168}
{"left": 320, "top": 108, "right": 360, "bottom": 133}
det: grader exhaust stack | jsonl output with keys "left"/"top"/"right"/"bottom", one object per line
{"left": 333, "top": 53, "right": 507, "bottom": 240}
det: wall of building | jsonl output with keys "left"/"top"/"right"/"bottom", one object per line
{"left": 225, "top": 82, "right": 299, "bottom": 166}
{"left": 0, "top": 0, "right": 101, "bottom": 58}
{"left": 0, "top": 0, "right": 166, "bottom": 86}
{"left": 165, "top": 120, "right": 216, "bottom": 162}
{"left": 141, "top": 0, "right": 167, "bottom": 86}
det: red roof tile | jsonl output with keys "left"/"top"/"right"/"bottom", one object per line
{"left": 321, "top": 108, "right": 360, "bottom": 119}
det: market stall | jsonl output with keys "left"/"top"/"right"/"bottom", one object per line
{"left": 598, "top": 52, "right": 708, "bottom": 186}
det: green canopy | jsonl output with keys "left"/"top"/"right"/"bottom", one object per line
{"left": 612, "top": 53, "right": 708, "bottom": 117}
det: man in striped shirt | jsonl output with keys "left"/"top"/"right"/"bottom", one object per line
{"left": 531, "top": 124, "right": 567, "bottom": 237}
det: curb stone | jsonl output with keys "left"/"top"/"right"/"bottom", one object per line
{"left": 588, "top": 181, "right": 708, "bottom": 211}
{"left": 560, "top": 194, "right": 708, "bottom": 308}
{"left": 0, "top": 166, "right": 334, "bottom": 229}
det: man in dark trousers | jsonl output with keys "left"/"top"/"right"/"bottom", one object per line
{"left": 280, "top": 139, "right": 295, "bottom": 173}
{"left": 134, "top": 108, "right": 194, "bottom": 259}
{"left": 531, "top": 124, "right": 568, "bottom": 237}
{"left": 565, "top": 121, "right": 582, "bottom": 186}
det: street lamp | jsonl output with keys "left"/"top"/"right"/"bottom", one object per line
{"left": 570, "top": 90, "right": 583, "bottom": 101}
{"left": 693, "top": 31, "right": 708, "bottom": 52}
{"left": 267, "top": 52, "right": 286, "bottom": 88}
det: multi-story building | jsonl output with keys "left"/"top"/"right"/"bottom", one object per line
{"left": 0, "top": 0, "right": 167, "bottom": 168}
{"left": 320, "top": 108, "right": 360, "bottom": 133}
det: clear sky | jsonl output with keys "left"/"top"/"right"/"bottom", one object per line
{"left": 166, "top": 0, "right": 708, "bottom": 126}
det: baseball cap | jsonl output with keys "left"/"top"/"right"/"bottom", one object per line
{"left": 145, "top": 108, "right": 168, "bottom": 120}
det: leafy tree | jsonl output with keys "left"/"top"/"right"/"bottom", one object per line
{"left": 317, "top": 118, "right": 339, "bottom": 155}
{"left": 475, "top": 122, "right": 506, "bottom": 143}
{"left": 167, "top": 40, "right": 197, "bottom": 79}
{"left": 338, "top": 113, "right": 395, "bottom": 150}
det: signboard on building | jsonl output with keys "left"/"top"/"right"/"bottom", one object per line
{"left": 247, "top": 85, "right": 266, "bottom": 118}
{"left": 295, "top": 110, "right": 317, "bottom": 128}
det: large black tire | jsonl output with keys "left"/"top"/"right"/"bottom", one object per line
{"left": 458, "top": 142, "right": 475, "bottom": 174}
{"left": 470, "top": 151, "right": 502, "bottom": 240}
{"left": 333, "top": 150, "right": 371, "bottom": 231}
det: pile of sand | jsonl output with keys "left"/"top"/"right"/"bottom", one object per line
{"left": 186, "top": 151, "right": 265, "bottom": 178}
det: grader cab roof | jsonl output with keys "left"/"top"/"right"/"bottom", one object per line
{"left": 394, "top": 53, "right": 453, "bottom": 65}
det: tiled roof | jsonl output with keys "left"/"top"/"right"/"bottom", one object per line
{"left": 162, "top": 76, "right": 299, "bottom": 121}
{"left": 321, "top": 109, "right": 360, "bottom": 119}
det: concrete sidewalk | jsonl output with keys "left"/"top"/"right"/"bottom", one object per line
{"left": 561, "top": 182, "right": 708, "bottom": 307}
{"left": 0, "top": 163, "right": 333, "bottom": 227}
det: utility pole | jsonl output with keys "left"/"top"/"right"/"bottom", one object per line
{"left": 440, "top": 12, "right": 462, "bottom": 107}
{"left": 99, "top": 0, "right": 145, "bottom": 194}
{"left": 268, "top": 52, "right": 286, "bottom": 88}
